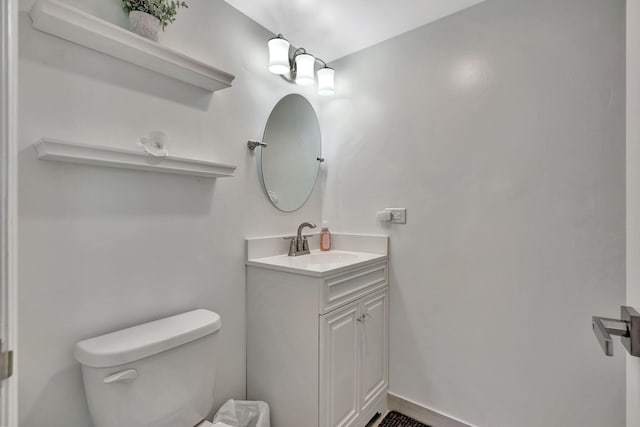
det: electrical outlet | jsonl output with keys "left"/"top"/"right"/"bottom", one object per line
{"left": 385, "top": 208, "right": 407, "bottom": 224}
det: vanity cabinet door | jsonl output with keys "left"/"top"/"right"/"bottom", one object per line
{"left": 320, "top": 300, "right": 361, "bottom": 427}
{"left": 360, "top": 288, "right": 389, "bottom": 414}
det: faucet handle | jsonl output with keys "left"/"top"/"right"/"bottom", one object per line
{"left": 302, "top": 237, "right": 310, "bottom": 252}
{"left": 286, "top": 238, "right": 297, "bottom": 256}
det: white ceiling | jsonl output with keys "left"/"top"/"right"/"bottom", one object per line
{"left": 224, "top": 0, "right": 485, "bottom": 62}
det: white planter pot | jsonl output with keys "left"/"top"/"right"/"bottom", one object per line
{"left": 128, "top": 11, "right": 160, "bottom": 41}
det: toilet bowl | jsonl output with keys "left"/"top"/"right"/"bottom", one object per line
{"left": 75, "top": 309, "right": 222, "bottom": 427}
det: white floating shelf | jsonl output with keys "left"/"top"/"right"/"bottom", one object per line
{"left": 34, "top": 139, "right": 237, "bottom": 179}
{"left": 30, "top": 0, "right": 235, "bottom": 92}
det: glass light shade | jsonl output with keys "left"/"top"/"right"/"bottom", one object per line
{"left": 295, "top": 53, "right": 315, "bottom": 86}
{"left": 317, "top": 67, "right": 335, "bottom": 96}
{"left": 268, "top": 37, "right": 291, "bottom": 75}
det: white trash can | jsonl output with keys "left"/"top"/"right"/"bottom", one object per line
{"left": 213, "top": 399, "right": 271, "bottom": 427}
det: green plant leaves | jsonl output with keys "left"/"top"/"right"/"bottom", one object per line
{"left": 122, "top": 0, "right": 189, "bottom": 30}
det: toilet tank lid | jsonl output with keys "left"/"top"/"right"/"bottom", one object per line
{"left": 75, "top": 309, "right": 221, "bottom": 368}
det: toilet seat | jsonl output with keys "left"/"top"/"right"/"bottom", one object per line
{"left": 197, "top": 421, "right": 234, "bottom": 427}
{"left": 199, "top": 422, "right": 235, "bottom": 427}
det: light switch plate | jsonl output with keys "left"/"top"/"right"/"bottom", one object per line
{"left": 385, "top": 208, "right": 407, "bottom": 224}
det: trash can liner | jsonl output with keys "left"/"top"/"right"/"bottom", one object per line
{"left": 213, "top": 399, "right": 270, "bottom": 427}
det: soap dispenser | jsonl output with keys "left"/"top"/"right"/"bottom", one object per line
{"left": 320, "top": 221, "right": 331, "bottom": 251}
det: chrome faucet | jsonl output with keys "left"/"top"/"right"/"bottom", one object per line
{"left": 286, "top": 222, "right": 316, "bottom": 256}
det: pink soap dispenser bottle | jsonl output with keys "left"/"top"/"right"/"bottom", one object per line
{"left": 320, "top": 221, "right": 332, "bottom": 251}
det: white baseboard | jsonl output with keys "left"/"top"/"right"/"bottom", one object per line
{"left": 387, "top": 392, "right": 476, "bottom": 427}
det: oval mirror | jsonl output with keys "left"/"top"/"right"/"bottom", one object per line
{"left": 259, "top": 94, "right": 322, "bottom": 212}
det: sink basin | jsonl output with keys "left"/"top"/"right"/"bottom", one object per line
{"left": 289, "top": 252, "right": 359, "bottom": 266}
{"left": 247, "top": 249, "right": 387, "bottom": 277}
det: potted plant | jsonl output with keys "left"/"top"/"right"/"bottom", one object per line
{"left": 122, "top": 0, "right": 188, "bottom": 42}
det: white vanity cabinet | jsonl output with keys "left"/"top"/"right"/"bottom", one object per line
{"left": 246, "top": 255, "right": 389, "bottom": 427}
{"left": 320, "top": 287, "right": 388, "bottom": 427}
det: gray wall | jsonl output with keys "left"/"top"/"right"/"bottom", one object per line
{"left": 319, "top": 0, "right": 626, "bottom": 426}
{"left": 17, "top": 1, "right": 323, "bottom": 425}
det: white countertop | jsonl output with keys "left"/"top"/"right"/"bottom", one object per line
{"left": 246, "top": 249, "right": 388, "bottom": 277}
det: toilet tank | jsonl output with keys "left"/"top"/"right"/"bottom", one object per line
{"left": 75, "top": 309, "right": 221, "bottom": 427}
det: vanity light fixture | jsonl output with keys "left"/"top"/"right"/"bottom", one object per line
{"left": 268, "top": 36, "right": 290, "bottom": 74}
{"left": 317, "top": 66, "right": 335, "bottom": 96}
{"left": 267, "top": 34, "right": 335, "bottom": 96}
{"left": 295, "top": 53, "right": 316, "bottom": 86}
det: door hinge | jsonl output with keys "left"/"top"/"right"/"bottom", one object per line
{"left": 0, "top": 339, "right": 13, "bottom": 381}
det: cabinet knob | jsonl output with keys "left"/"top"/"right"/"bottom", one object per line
{"left": 356, "top": 313, "right": 371, "bottom": 323}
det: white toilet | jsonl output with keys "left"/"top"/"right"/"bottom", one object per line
{"left": 75, "top": 309, "right": 222, "bottom": 427}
